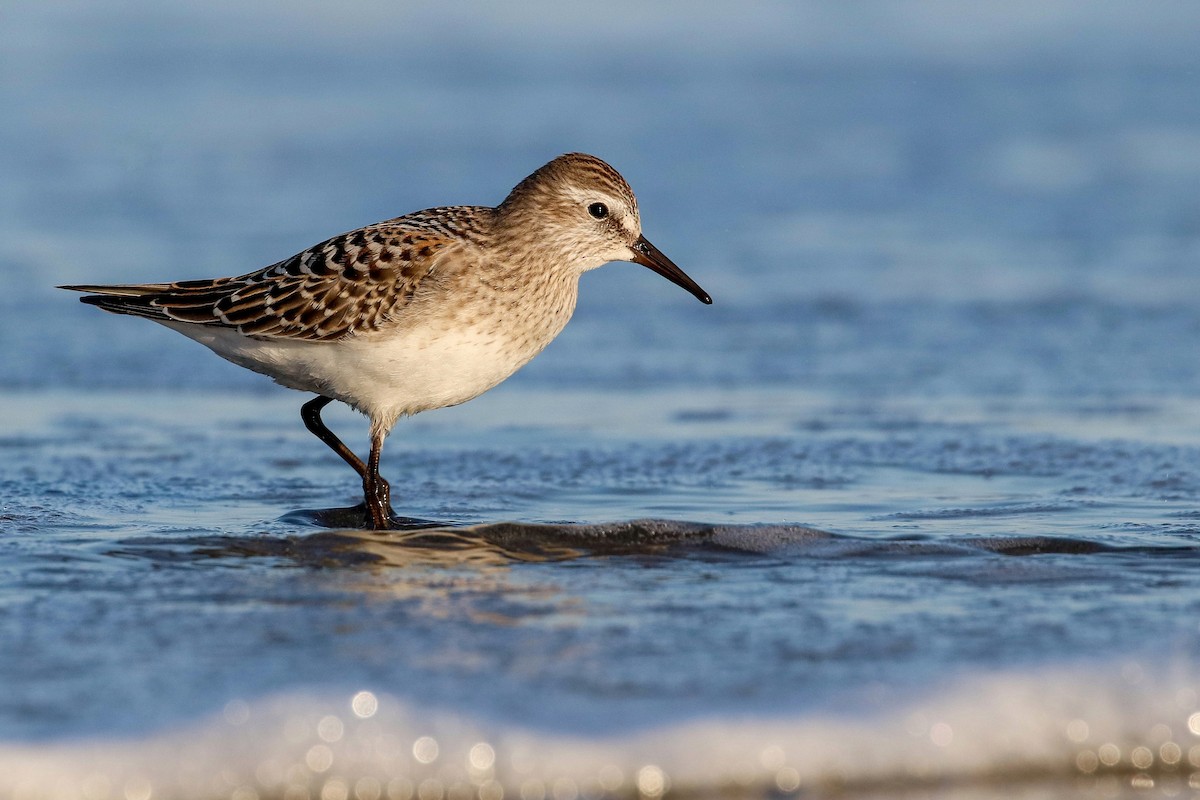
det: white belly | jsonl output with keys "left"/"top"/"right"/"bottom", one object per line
{"left": 161, "top": 309, "right": 567, "bottom": 432}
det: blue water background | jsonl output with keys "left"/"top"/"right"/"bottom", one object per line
{"left": 3, "top": 3, "right": 1200, "bottom": 791}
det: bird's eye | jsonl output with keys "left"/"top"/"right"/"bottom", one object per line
{"left": 588, "top": 202, "right": 609, "bottom": 219}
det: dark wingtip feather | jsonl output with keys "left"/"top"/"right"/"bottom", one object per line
{"left": 78, "top": 294, "right": 117, "bottom": 308}
{"left": 75, "top": 293, "right": 169, "bottom": 320}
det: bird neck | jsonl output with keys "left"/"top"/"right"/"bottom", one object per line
{"left": 490, "top": 205, "right": 591, "bottom": 276}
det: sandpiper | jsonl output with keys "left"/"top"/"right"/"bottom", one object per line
{"left": 61, "top": 153, "right": 711, "bottom": 529}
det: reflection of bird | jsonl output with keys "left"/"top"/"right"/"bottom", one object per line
{"left": 62, "top": 153, "right": 712, "bottom": 529}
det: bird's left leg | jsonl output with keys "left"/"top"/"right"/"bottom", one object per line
{"left": 363, "top": 427, "right": 394, "bottom": 530}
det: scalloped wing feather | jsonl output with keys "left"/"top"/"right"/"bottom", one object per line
{"left": 66, "top": 211, "right": 487, "bottom": 341}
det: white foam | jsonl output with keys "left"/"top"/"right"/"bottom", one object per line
{"left": 4, "top": 663, "right": 1198, "bottom": 799}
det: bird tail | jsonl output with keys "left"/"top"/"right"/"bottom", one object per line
{"left": 58, "top": 283, "right": 174, "bottom": 320}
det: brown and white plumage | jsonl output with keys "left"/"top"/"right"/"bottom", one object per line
{"left": 68, "top": 207, "right": 486, "bottom": 341}
{"left": 61, "top": 153, "right": 711, "bottom": 529}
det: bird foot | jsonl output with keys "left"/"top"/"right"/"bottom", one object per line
{"left": 364, "top": 476, "right": 394, "bottom": 530}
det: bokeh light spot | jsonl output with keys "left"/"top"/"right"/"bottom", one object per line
{"left": 635, "top": 766, "right": 665, "bottom": 799}
{"left": 469, "top": 742, "right": 496, "bottom": 771}
{"left": 306, "top": 744, "right": 334, "bottom": 773}
{"left": 417, "top": 779, "right": 443, "bottom": 800}
{"left": 774, "top": 767, "right": 801, "bottom": 793}
{"left": 478, "top": 779, "right": 504, "bottom": 800}
{"left": 355, "top": 777, "right": 383, "bottom": 800}
{"left": 352, "top": 691, "right": 379, "bottom": 719}
{"left": 318, "top": 715, "right": 345, "bottom": 743}
{"left": 413, "top": 736, "right": 440, "bottom": 765}
{"left": 321, "top": 779, "right": 349, "bottom": 800}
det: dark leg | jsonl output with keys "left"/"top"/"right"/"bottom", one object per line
{"left": 363, "top": 428, "right": 392, "bottom": 530}
{"left": 301, "top": 396, "right": 368, "bottom": 478}
{"left": 301, "top": 395, "right": 393, "bottom": 529}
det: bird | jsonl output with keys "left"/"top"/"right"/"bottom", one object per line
{"left": 61, "top": 153, "right": 712, "bottom": 530}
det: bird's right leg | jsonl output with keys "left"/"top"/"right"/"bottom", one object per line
{"left": 300, "top": 396, "right": 369, "bottom": 478}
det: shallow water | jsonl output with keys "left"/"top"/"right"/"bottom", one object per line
{"left": 6, "top": 3, "right": 1200, "bottom": 799}
{"left": 5, "top": 388, "right": 1200, "bottom": 797}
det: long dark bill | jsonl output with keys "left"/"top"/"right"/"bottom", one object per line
{"left": 630, "top": 236, "right": 712, "bottom": 305}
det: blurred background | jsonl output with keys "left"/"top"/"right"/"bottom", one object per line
{"left": 4, "top": 1, "right": 1200, "bottom": 396}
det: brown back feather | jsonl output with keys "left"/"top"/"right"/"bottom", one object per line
{"left": 69, "top": 209, "right": 490, "bottom": 341}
